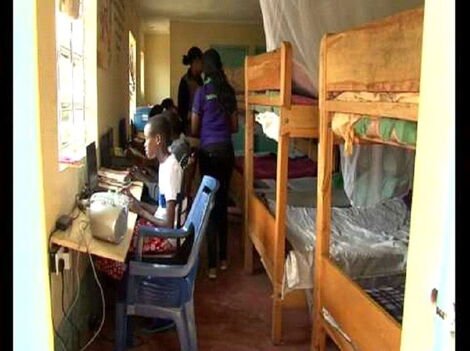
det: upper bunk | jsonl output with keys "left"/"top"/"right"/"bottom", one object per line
{"left": 321, "top": 7, "right": 423, "bottom": 153}
{"left": 245, "top": 42, "right": 319, "bottom": 139}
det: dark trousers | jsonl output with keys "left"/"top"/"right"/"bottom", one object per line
{"left": 198, "top": 143, "right": 234, "bottom": 269}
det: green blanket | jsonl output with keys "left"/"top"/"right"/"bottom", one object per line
{"left": 354, "top": 117, "right": 417, "bottom": 146}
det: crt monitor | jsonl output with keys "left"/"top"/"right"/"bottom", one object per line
{"left": 86, "top": 142, "right": 98, "bottom": 191}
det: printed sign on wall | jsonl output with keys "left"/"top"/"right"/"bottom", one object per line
{"left": 97, "top": 0, "right": 111, "bottom": 69}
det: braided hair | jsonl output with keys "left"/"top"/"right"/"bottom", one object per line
{"left": 202, "top": 49, "right": 237, "bottom": 116}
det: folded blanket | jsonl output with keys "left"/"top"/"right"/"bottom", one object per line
{"left": 333, "top": 115, "right": 417, "bottom": 156}
{"left": 331, "top": 92, "right": 418, "bottom": 155}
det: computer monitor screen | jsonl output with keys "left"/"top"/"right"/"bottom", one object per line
{"left": 86, "top": 142, "right": 98, "bottom": 191}
{"left": 108, "top": 127, "right": 114, "bottom": 150}
{"left": 99, "top": 132, "right": 111, "bottom": 168}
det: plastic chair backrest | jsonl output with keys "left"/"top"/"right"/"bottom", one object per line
{"left": 181, "top": 175, "right": 218, "bottom": 271}
{"left": 175, "top": 153, "right": 197, "bottom": 229}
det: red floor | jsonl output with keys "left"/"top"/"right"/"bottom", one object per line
{"left": 87, "top": 219, "right": 326, "bottom": 351}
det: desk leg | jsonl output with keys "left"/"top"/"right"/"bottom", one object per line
{"left": 115, "top": 301, "right": 128, "bottom": 351}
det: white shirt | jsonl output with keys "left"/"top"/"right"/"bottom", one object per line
{"left": 154, "top": 153, "right": 183, "bottom": 224}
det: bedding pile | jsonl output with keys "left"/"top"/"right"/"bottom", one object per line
{"left": 331, "top": 92, "right": 419, "bottom": 155}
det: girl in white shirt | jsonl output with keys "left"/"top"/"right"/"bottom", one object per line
{"left": 95, "top": 116, "right": 183, "bottom": 280}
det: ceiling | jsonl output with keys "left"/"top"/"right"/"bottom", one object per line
{"left": 137, "top": 0, "right": 263, "bottom": 33}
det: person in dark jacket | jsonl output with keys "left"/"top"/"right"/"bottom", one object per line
{"left": 191, "top": 49, "right": 238, "bottom": 279}
{"left": 177, "top": 47, "right": 203, "bottom": 134}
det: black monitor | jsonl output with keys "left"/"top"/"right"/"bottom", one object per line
{"left": 99, "top": 130, "right": 111, "bottom": 168}
{"left": 98, "top": 128, "right": 133, "bottom": 170}
{"left": 118, "top": 118, "right": 128, "bottom": 148}
{"left": 86, "top": 142, "right": 98, "bottom": 192}
{"left": 108, "top": 127, "right": 114, "bottom": 151}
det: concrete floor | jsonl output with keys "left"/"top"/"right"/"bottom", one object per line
{"left": 87, "top": 218, "right": 338, "bottom": 351}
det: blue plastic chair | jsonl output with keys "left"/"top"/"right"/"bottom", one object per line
{"left": 115, "top": 175, "right": 219, "bottom": 351}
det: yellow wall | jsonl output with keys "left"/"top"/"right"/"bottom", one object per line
{"left": 400, "top": 0, "right": 454, "bottom": 349}
{"left": 36, "top": 0, "right": 142, "bottom": 327}
{"left": 37, "top": 0, "right": 90, "bottom": 327}
{"left": 144, "top": 33, "right": 171, "bottom": 105}
{"left": 169, "top": 21, "right": 265, "bottom": 100}
{"left": 97, "top": 0, "right": 142, "bottom": 145}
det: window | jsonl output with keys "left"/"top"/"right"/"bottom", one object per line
{"left": 129, "top": 31, "right": 137, "bottom": 124}
{"left": 140, "top": 51, "right": 145, "bottom": 98}
{"left": 56, "top": 0, "right": 86, "bottom": 165}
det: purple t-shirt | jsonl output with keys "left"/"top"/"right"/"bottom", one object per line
{"left": 192, "top": 83, "right": 232, "bottom": 148}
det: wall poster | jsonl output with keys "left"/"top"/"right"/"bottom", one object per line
{"left": 97, "top": 0, "right": 111, "bottom": 69}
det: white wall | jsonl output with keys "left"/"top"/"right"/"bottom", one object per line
{"left": 14, "top": 0, "right": 54, "bottom": 349}
{"left": 400, "top": 0, "right": 455, "bottom": 349}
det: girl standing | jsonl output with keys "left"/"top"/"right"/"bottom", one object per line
{"left": 191, "top": 49, "right": 238, "bottom": 279}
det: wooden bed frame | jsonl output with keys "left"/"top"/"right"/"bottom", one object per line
{"left": 242, "top": 42, "right": 320, "bottom": 344}
{"left": 312, "top": 8, "right": 423, "bottom": 351}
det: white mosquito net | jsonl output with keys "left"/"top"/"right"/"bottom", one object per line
{"left": 259, "top": 0, "right": 424, "bottom": 97}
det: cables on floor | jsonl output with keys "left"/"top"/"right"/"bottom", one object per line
{"left": 48, "top": 201, "right": 84, "bottom": 351}
{"left": 60, "top": 254, "right": 81, "bottom": 349}
{"left": 77, "top": 220, "right": 106, "bottom": 351}
{"left": 48, "top": 229, "right": 68, "bottom": 351}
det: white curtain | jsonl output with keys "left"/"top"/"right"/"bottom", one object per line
{"left": 259, "top": 0, "right": 424, "bottom": 97}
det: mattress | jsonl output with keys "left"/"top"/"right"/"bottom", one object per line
{"left": 235, "top": 154, "right": 317, "bottom": 180}
{"left": 364, "top": 284, "right": 405, "bottom": 323}
{"left": 256, "top": 176, "right": 350, "bottom": 208}
{"left": 263, "top": 197, "right": 410, "bottom": 296}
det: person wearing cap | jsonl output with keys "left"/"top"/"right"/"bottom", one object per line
{"left": 177, "top": 47, "right": 203, "bottom": 134}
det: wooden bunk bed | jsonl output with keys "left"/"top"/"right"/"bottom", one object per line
{"left": 243, "top": 41, "right": 320, "bottom": 344}
{"left": 312, "top": 7, "right": 423, "bottom": 351}
{"left": 227, "top": 70, "right": 318, "bottom": 212}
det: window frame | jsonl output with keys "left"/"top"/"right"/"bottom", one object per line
{"left": 56, "top": 0, "right": 87, "bottom": 168}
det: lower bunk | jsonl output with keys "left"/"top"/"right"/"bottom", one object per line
{"left": 244, "top": 181, "right": 410, "bottom": 344}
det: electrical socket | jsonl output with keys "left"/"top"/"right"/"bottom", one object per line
{"left": 55, "top": 247, "right": 71, "bottom": 274}
{"left": 49, "top": 246, "right": 59, "bottom": 274}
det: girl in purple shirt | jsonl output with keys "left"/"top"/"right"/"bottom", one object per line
{"left": 191, "top": 49, "right": 238, "bottom": 279}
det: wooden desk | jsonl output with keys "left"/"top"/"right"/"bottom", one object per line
{"left": 50, "top": 182, "right": 144, "bottom": 263}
